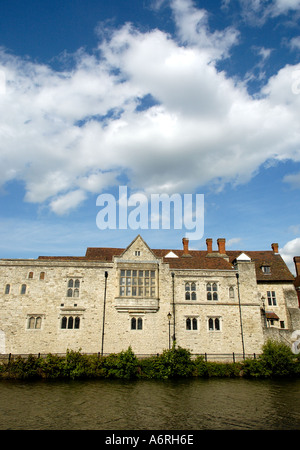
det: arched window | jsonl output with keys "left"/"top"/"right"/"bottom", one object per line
{"left": 131, "top": 317, "right": 136, "bottom": 330}
{"left": 229, "top": 286, "right": 234, "bottom": 299}
{"left": 5, "top": 284, "right": 10, "bottom": 295}
{"left": 207, "top": 283, "right": 212, "bottom": 300}
{"left": 186, "top": 318, "right": 191, "bottom": 330}
{"left": 185, "top": 282, "right": 196, "bottom": 300}
{"left": 208, "top": 317, "right": 221, "bottom": 331}
{"left": 28, "top": 316, "right": 35, "bottom": 329}
{"left": 35, "top": 316, "right": 42, "bottom": 329}
{"left": 185, "top": 283, "right": 190, "bottom": 300}
{"left": 67, "top": 279, "right": 81, "bottom": 297}
{"left": 186, "top": 317, "right": 197, "bottom": 330}
{"left": 61, "top": 315, "right": 80, "bottom": 329}
{"left": 74, "top": 316, "right": 80, "bottom": 329}
{"left": 212, "top": 283, "right": 218, "bottom": 300}
{"left": 137, "top": 317, "right": 143, "bottom": 330}
{"left": 131, "top": 317, "right": 142, "bottom": 330}
{"left": 68, "top": 316, "right": 74, "bottom": 329}
{"left": 61, "top": 316, "right": 67, "bottom": 329}
{"left": 21, "top": 284, "right": 27, "bottom": 295}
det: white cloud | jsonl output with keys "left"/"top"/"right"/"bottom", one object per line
{"left": 1, "top": 0, "right": 300, "bottom": 214}
{"left": 234, "top": 0, "right": 300, "bottom": 25}
{"left": 170, "top": 0, "right": 239, "bottom": 59}
{"left": 280, "top": 238, "right": 300, "bottom": 275}
{"left": 50, "top": 190, "right": 87, "bottom": 215}
{"left": 226, "top": 237, "right": 242, "bottom": 248}
{"left": 290, "top": 36, "right": 300, "bottom": 51}
{"left": 283, "top": 171, "right": 300, "bottom": 189}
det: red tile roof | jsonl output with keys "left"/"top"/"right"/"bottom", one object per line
{"left": 38, "top": 245, "right": 295, "bottom": 281}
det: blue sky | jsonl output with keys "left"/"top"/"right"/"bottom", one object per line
{"left": 0, "top": 0, "right": 300, "bottom": 273}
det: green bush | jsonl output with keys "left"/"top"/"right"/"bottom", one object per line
{"left": 4, "top": 354, "right": 42, "bottom": 379}
{"left": 0, "top": 341, "right": 299, "bottom": 380}
{"left": 242, "top": 340, "right": 299, "bottom": 378}
{"left": 103, "top": 347, "right": 138, "bottom": 379}
{"left": 137, "top": 346, "right": 195, "bottom": 379}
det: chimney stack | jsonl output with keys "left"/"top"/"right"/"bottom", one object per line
{"left": 206, "top": 238, "right": 213, "bottom": 253}
{"left": 294, "top": 256, "right": 300, "bottom": 277}
{"left": 182, "top": 237, "right": 189, "bottom": 255}
{"left": 217, "top": 238, "right": 226, "bottom": 255}
{"left": 271, "top": 243, "right": 278, "bottom": 253}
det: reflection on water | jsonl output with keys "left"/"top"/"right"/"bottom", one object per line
{"left": 0, "top": 378, "right": 299, "bottom": 430}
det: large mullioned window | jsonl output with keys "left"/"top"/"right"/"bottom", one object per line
{"left": 119, "top": 269, "right": 156, "bottom": 297}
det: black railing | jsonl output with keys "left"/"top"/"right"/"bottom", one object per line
{"left": 0, "top": 352, "right": 260, "bottom": 364}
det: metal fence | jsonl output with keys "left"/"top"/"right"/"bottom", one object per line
{"left": 0, "top": 351, "right": 260, "bottom": 364}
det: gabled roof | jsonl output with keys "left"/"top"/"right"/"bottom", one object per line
{"left": 234, "top": 252, "right": 251, "bottom": 261}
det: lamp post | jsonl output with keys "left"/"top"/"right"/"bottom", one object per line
{"left": 167, "top": 312, "right": 172, "bottom": 349}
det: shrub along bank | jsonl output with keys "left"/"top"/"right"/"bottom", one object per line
{"left": 0, "top": 340, "right": 299, "bottom": 380}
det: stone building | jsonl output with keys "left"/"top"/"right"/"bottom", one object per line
{"left": 0, "top": 235, "right": 299, "bottom": 357}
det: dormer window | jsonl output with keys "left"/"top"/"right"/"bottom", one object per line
{"left": 261, "top": 265, "right": 271, "bottom": 274}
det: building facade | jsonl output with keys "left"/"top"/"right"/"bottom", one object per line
{"left": 0, "top": 235, "right": 299, "bottom": 356}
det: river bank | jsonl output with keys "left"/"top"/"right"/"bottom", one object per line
{"left": 0, "top": 340, "right": 299, "bottom": 381}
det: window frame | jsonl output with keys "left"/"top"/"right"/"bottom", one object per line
{"left": 119, "top": 268, "right": 156, "bottom": 298}
{"left": 208, "top": 317, "right": 221, "bottom": 331}
{"left": 207, "top": 282, "right": 218, "bottom": 301}
{"left": 131, "top": 316, "right": 143, "bottom": 330}
{"left": 60, "top": 315, "right": 81, "bottom": 330}
{"left": 186, "top": 317, "right": 198, "bottom": 331}
{"left": 27, "top": 315, "right": 43, "bottom": 330}
{"left": 185, "top": 282, "right": 197, "bottom": 301}
{"left": 4, "top": 284, "right": 10, "bottom": 295}
{"left": 66, "top": 279, "right": 81, "bottom": 298}
{"left": 267, "top": 290, "right": 277, "bottom": 306}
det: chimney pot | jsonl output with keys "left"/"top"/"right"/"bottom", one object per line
{"left": 206, "top": 238, "right": 213, "bottom": 253}
{"left": 294, "top": 256, "right": 300, "bottom": 277}
{"left": 271, "top": 243, "right": 278, "bottom": 253}
{"left": 182, "top": 237, "right": 189, "bottom": 254}
{"left": 217, "top": 238, "right": 226, "bottom": 254}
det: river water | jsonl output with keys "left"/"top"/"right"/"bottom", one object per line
{"left": 0, "top": 377, "right": 299, "bottom": 430}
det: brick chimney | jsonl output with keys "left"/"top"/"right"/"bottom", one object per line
{"left": 206, "top": 238, "right": 213, "bottom": 253}
{"left": 182, "top": 238, "right": 189, "bottom": 255}
{"left": 217, "top": 238, "right": 226, "bottom": 255}
{"left": 294, "top": 256, "right": 300, "bottom": 277}
{"left": 271, "top": 243, "right": 278, "bottom": 253}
